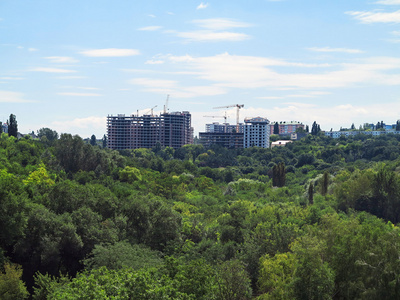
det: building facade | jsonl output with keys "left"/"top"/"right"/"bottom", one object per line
{"left": 107, "top": 111, "right": 192, "bottom": 150}
{"left": 205, "top": 122, "right": 244, "bottom": 133}
{"left": 199, "top": 132, "right": 244, "bottom": 148}
{"left": 270, "top": 121, "right": 304, "bottom": 135}
{"left": 244, "top": 117, "right": 270, "bottom": 148}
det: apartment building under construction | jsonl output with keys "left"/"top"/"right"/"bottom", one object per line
{"left": 107, "top": 111, "right": 193, "bottom": 150}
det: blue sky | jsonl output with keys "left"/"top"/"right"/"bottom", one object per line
{"left": 1, "top": 0, "right": 400, "bottom": 138}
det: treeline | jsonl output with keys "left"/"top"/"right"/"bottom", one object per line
{"left": 2, "top": 130, "right": 400, "bottom": 299}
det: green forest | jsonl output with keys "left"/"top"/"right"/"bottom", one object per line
{"left": 2, "top": 128, "right": 400, "bottom": 299}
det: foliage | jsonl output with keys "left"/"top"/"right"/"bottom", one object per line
{"left": 0, "top": 263, "right": 29, "bottom": 299}
{"left": 7, "top": 114, "right": 18, "bottom": 138}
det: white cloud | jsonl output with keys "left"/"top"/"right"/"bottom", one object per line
{"left": 376, "top": 0, "right": 400, "bottom": 4}
{"left": 129, "top": 77, "right": 226, "bottom": 98}
{"left": 51, "top": 116, "right": 106, "bottom": 135}
{"left": 165, "top": 53, "right": 400, "bottom": 90}
{"left": 138, "top": 26, "right": 162, "bottom": 31}
{"left": 308, "top": 47, "right": 364, "bottom": 54}
{"left": 57, "top": 76, "right": 87, "bottom": 79}
{"left": 0, "top": 90, "right": 33, "bottom": 103}
{"left": 193, "top": 18, "right": 251, "bottom": 30}
{"left": 31, "top": 67, "right": 77, "bottom": 73}
{"left": 78, "top": 87, "right": 100, "bottom": 90}
{"left": 80, "top": 48, "right": 140, "bottom": 57}
{"left": 148, "top": 14, "right": 156, "bottom": 18}
{"left": 145, "top": 60, "right": 164, "bottom": 64}
{"left": 176, "top": 31, "right": 250, "bottom": 42}
{"left": 197, "top": 2, "right": 209, "bottom": 10}
{"left": 168, "top": 18, "right": 252, "bottom": 42}
{"left": 347, "top": 10, "right": 400, "bottom": 23}
{"left": 45, "top": 56, "right": 79, "bottom": 63}
{"left": 57, "top": 92, "right": 102, "bottom": 97}
{"left": 28, "top": 48, "right": 38, "bottom": 52}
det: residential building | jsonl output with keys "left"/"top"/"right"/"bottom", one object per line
{"left": 270, "top": 121, "right": 304, "bottom": 135}
{"left": 107, "top": 111, "right": 192, "bottom": 150}
{"left": 199, "top": 132, "right": 244, "bottom": 148}
{"left": 325, "top": 130, "right": 400, "bottom": 139}
{"left": 206, "top": 122, "right": 244, "bottom": 133}
{"left": 271, "top": 140, "right": 293, "bottom": 148}
{"left": 244, "top": 117, "right": 270, "bottom": 148}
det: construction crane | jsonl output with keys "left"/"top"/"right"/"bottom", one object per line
{"left": 163, "top": 94, "right": 170, "bottom": 114}
{"left": 213, "top": 104, "right": 244, "bottom": 132}
{"left": 145, "top": 105, "right": 157, "bottom": 116}
{"left": 204, "top": 113, "right": 229, "bottom": 132}
{"left": 203, "top": 112, "right": 228, "bottom": 123}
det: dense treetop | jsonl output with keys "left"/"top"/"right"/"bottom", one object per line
{"left": 2, "top": 130, "right": 400, "bottom": 299}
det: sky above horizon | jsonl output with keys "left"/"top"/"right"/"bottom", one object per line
{"left": 1, "top": 0, "right": 400, "bottom": 138}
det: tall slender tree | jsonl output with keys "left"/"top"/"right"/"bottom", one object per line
{"left": 8, "top": 114, "right": 18, "bottom": 138}
{"left": 273, "top": 122, "right": 279, "bottom": 135}
{"left": 90, "top": 134, "right": 97, "bottom": 146}
{"left": 102, "top": 134, "right": 107, "bottom": 148}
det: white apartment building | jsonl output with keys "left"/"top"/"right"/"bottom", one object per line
{"left": 243, "top": 117, "right": 270, "bottom": 148}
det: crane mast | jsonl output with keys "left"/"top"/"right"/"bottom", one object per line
{"left": 213, "top": 104, "right": 244, "bottom": 132}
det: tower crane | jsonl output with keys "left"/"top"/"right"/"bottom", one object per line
{"left": 204, "top": 112, "right": 229, "bottom": 132}
{"left": 213, "top": 104, "right": 244, "bottom": 132}
{"left": 145, "top": 105, "right": 158, "bottom": 116}
{"left": 163, "top": 94, "right": 170, "bottom": 114}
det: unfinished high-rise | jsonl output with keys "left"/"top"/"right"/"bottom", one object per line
{"left": 107, "top": 111, "right": 193, "bottom": 150}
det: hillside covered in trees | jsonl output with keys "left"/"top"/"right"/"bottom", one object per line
{"left": 2, "top": 130, "right": 400, "bottom": 299}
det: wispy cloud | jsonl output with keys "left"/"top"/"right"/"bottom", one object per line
{"left": 78, "top": 87, "right": 100, "bottom": 90}
{"left": 31, "top": 67, "right": 77, "bottom": 73}
{"left": 138, "top": 26, "right": 162, "bottom": 31}
{"left": 163, "top": 53, "right": 400, "bottom": 90}
{"left": 45, "top": 56, "right": 79, "bottom": 63}
{"left": 347, "top": 10, "right": 400, "bottom": 23}
{"left": 57, "top": 76, "right": 87, "bottom": 79}
{"left": 169, "top": 18, "right": 252, "bottom": 42}
{"left": 145, "top": 60, "right": 164, "bottom": 64}
{"left": 0, "top": 90, "right": 33, "bottom": 103}
{"left": 129, "top": 77, "right": 226, "bottom": 98}
{"left": 197, "top": 2, "right": 209, "bottom": 10}
{"left": 80, "top": 48, "right": 140, "bottom": 57}
{"left": 375, "top": 0, "right": 400, "bottom": 4}
{"left": 51, "top": 116, "right": 106, "bottom": 134}
{"left": 193, "top": 18, "right": 251, "bottom": 30}
{"left": 28, "top": 48, "right": 38, "bottom": 52}
{"left": 308, "top": 47, "right": 364, "bottom": 54}
{"left": 176, "top": 31, "right": 250, "bottom": 42}
{"left": 57, "top": 92, "right": 102, "bottom": 97}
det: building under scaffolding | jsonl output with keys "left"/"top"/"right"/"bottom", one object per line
{"left": 107, "top": 111, "right": 193, "bottom": 150}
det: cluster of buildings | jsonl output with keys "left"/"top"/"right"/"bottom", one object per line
{"left": 107, "top": 112, "right": 193, "bottom": 150}
{"left": 107, "top": 110, "right": 304, "bottom": 150}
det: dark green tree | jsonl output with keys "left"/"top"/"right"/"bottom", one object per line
{"left": 0, "top": 122, "right": 2, "bottom": 134}
{"left": 273, "top": 122, "right": 279, "bottom": 135}
{"left": 7, "top": 114, "right": 18, "bottom": 138}
{"left": 305, "top": 125, "right": 309, "bottom": 133}
{"left": 102, "top": 134, "right": 107, "bottom": 148}
{"left": 37, "top": 128, "right": 58, "bottom": 142}
{"left": 90, "top": 134, "right": 97, "bottom": 146}
{"left": 273, "top": 162, "right": 286, "bottom": 187}
{"left": 308, "top": 182, "right": 314, "bottom": 205}
{"left": 396, "top": 120, "right": 400, "bottom": 131}
{"left": 311, "top": 121, "right": 321, "bottom": 136}
{"left": 321, "top": 171, "right": 329, "bottom": 196}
